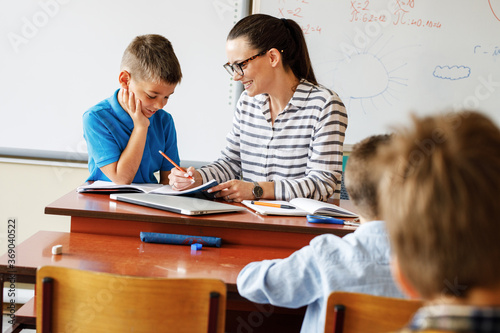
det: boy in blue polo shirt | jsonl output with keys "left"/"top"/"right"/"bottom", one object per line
{"left": 83, "top": 34, "right": 182, "bottom": 184}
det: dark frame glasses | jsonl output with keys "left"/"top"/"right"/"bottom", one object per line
{"left": 223, "top": 50, "right": 268, "bottom": 76}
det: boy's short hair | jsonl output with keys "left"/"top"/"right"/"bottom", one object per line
{"left": 120, "top": 34, "right": 182, "bottom": 85}
{"left": 344, "top": 134, "right": 392, "bottom": 220}
{"left": 379, "top": 111, "right": 500, "bottom": 299}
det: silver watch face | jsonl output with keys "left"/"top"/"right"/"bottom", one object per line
{"left": 253, "top": 183, "right": 263, "bottom": 198}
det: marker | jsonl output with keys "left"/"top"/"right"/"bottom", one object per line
{"left": 306, "top": 215, "right": 344, "bottom": 224}
{"left": 251, "top": 201, "right": 296, "bottom": 209}
{"left": 158, "top": 150, "right": 195, "bottom": 183}
{"left": 306, "top": 215, "right": 360, "bottom": 227}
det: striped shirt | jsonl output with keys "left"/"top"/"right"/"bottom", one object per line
{"left": 198, "top": 80, "right": 348, "bottom": 201}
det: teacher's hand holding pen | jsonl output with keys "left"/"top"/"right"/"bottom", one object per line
{"left": 168, "top": 166, "right": 202, "bottom": 190}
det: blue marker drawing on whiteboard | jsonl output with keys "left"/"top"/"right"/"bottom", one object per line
{"left": 433, "top": 65, "right": 471, "bottom": 80}
{"left": 474, "top": 45, "right": 500, "bottom": 60}
{"left": 333, "top": 34, "right": 413, "bottom": 113}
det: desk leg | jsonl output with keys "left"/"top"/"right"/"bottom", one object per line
{"left": 225, "top": 293, "right": 305, "bottom": 333}
{"left": 4, "top": 322, "right": 30, "bottom": 333}
{"left": 0, "top": 274, "right": 37, "bottom": 333}
{"left": 1, "top": 273, "right": 4, "bottom": 333}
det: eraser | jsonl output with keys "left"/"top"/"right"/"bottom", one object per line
{"left": 191, "top": 243, "right": 202, "bottom": 251}
{"left": 52, "top": 245, "right": 63, "bottom": 255}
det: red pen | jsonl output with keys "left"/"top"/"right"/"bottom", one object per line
{"left": 158, "top": 150, "right": 195, "bottom": 183}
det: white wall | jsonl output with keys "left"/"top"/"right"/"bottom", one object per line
{"left": 0, "top": 0, "right": 248, "bottom": 163}
{"left": 0, "top": 160, "right": 88, "bottom": 255}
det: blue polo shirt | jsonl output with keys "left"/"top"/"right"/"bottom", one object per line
{"left": 83, "top": 89, "right": 180, "bottom": 183}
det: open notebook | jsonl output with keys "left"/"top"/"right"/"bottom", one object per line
{"left": 110, "top": 193, "right": 245, "bottom": 216}
{"left": 242, "top": 198, "right": 358, "bottom": 217}
{"left": 77, "top": 179, "right": 217, "bottom": 197}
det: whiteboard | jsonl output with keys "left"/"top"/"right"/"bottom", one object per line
{"left": 253, "top": 0, "right": 500, "bottom": 145}
{"left": 0, "top": 0, "right": 249, "bottom": 163}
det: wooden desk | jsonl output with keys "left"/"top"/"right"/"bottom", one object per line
{"left": 45, "top": 190, "right": 358, "bottom": 248}
{"left": 0, "top": 231, "right": 304, "bottom": 333}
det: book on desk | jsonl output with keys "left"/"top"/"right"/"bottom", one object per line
{"left": 77, "top": 179, "right": 218, "bottom": 196}
{"left": 243, "top": 198, "right": 358, "bottom": 218}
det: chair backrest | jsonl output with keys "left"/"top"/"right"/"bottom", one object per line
{"left": 36, "top": 266, "right": 226, "bottom": 333}
{"left": 388, "top": 331, "right": 457, "bottom": 333}
{"left": 324, "top": 291, "right": 423, "bottom": 333}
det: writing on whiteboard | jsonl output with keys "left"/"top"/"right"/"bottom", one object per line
{"left": 474, "top": 45, "right": 500, "bottom": 60}
{"left": 350, "top": 0, "right": 387, "bottom": 23}
{"left": 391, "top": 0, "right": 442, "bottom": 28}
{"left": 349, "top": 0, "right": 441, "bottom": 28}
{"left": 275, "top": 0, "right": 322, "bottom": 35}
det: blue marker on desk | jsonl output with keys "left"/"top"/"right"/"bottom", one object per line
{"left": 307, "top": 215, "right": 361, "bottom": 226}
{"left": 306, "top": 215, "right": 345, "bottom": 224}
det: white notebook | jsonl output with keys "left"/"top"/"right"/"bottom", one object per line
{"left": 77, "top": 179, "right": 217, "bottom": 196}
{"left": 242, "top": 198, "right": 358, "bottom": 217}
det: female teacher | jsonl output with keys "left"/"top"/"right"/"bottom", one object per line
{"left": 169, "top": 14, "right": 347, "bottom": 203}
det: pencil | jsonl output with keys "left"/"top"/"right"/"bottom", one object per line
{"left": 251, "top": 201, "right": 296, "bottom": 209}
{"left": 158, "top": 150, "right": 195, "bottom": 183}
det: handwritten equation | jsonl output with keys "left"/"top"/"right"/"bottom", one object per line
{"left": 275, "top": 0, "right": 322, "bottom": 35}
{"left": 350, "top": 0, "right": 442, "bottom": 29}
{"left": 350, "top": 0, "right": 387, "bottom": 22}
{"left": 474, "top": 45, "right": 500, "bottom": 60}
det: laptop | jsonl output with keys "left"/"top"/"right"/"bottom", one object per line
{"left": 110, "top": 193, "right": 245, "bottom": 216}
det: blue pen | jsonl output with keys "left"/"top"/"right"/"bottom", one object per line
{"left": 306, "top": 215, "right": 345, "bottom": 225}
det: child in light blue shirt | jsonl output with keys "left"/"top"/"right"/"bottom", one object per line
{"left": 237, "top": 134, "right": 405, "bottom": 333}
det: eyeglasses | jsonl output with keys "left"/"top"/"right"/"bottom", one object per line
{"left": 223, "top": 50, "right": 268, "bottom": 76}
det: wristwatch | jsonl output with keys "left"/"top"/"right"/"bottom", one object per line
{"left": 252, "top": 181, "right": 263, "bottom": 199}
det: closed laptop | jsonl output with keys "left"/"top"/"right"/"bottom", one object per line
{"left": 110, "top": 193, "right": 245, "bottom": 216}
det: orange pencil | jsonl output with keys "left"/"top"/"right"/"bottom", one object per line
{"left": 251, "top": 201, "right": 296, "bottom": 209}
{"left": 158, "top": 150, "right": 195, "bottom": 183}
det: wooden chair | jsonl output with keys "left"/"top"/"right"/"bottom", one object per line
{"left": 324, "top": 291, "right": 423, "bottom": 333}
{"left": 36, "top": 266, "right": 226, "bottom": 333}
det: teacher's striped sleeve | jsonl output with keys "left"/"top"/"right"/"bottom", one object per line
{"left": 198, "top": 80, "right": 347, "bottom": 202}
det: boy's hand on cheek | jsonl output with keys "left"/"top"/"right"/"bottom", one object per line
{"left": 121, "top": 88, "right": 149, "bottom": 129}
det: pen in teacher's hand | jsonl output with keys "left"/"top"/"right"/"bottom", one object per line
{"left": 158, "top": 150, "right": 195, "bottom": 183}
{"left": 251, "top": 201, "right": 296, "bottom": 209}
